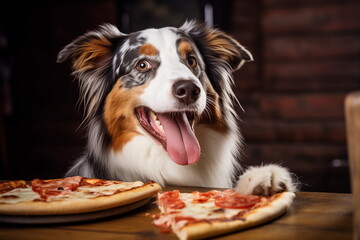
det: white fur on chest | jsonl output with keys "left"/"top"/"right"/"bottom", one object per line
{"left": 106, "top": 125, "right": 239, "bottom": 188}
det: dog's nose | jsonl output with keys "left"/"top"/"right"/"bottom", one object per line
{"left": 172, "top": 80, "right": 200, "bottom": 105}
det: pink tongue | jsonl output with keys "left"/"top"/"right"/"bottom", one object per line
{"left": 157, "top": 113, "right": 201, "bottom": 165}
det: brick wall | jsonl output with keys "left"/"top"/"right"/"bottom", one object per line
{"left": 2, "top": 1, "right": 359, "bottom": 192}
{"left": 230, "top": 0, "right": 360, "bottom": 192}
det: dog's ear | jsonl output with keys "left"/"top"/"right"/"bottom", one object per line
{"left": 57, "top": 24, "right": 126, "bottom": 122}
{"left": 57, "top": 24, "right": 124, "bottom": 73}
{"left": 180, "top": 20, "right": 253, "bottom": 71}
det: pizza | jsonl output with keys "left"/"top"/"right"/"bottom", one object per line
{"left": 0, "top": 176, "right": 161, "bottom": 215}
{"left": 152, "top": 189, "right": 295, "bottom": 240}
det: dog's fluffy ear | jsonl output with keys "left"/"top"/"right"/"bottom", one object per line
{"left": 57, "top": 24, "right": 125, "bottom": 122}
{"left": 180, "top": 20, "right": 253, "bottom": 71}
{"left": 57, "top": 24, "right": 124, "bottom": 73}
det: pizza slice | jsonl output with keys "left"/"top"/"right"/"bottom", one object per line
{"left": 0, "top": 176, "right": 162, "bottom": 215}
{"left": 153, "top": 189, "right": 295, "bottom": 240}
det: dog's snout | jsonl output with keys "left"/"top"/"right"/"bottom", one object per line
{"left": 172, "top": 80, "right": 200, "bottom": 105}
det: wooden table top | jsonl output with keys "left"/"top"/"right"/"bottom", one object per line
{"left": 0, "top": 186, "right": 353, "bottom": 240}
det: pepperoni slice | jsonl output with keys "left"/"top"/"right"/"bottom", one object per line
{"left": 31, "top": 176, "right": 83, "bottom": 200}
{"left": 215, "top": 192, "right": 261, "bottom": 209}
{"left": 174, "top": 216, "right": 196, "bottom": 223}
{"left": 161, "top": 190, "right": 181, "bottom": 199}
{"left": 0, "top": 180, "right": 28, "bottom": 194}
{"left": 166, "top": 198, "right": 186, "bottom": 209}
{"left": 192, "top": 190, "right": 221, "bottom": 203}
{"left": 160, "top": 190, "right": 186, "bottom": 209}
{"left": 80, "top": 178, "right": 125, "bottom": 187}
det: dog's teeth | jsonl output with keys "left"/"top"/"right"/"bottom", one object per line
{"left": 158, "top": 124, "right": 164, "bottom": 134}
{"left": 149, "top": 111, "right": 157, "bottom": 121}
{"left": 155, "top": 119, "right": 164, "bottom": 132}
{"left": 155, "top": 120, "right": 165, "bottom": 133}
{"left": 149, "top": 110, "right": 164, "bottom": 134}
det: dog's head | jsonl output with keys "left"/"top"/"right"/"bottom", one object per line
{"left": 58, "top": 21, "right": 252, "bottom": 166}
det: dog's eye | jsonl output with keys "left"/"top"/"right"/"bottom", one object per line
{"left": 187, "top": 56, "right": 197, "bottom": 68}
{"left": 136, "top": 60, "right": 151, "bottom": 72}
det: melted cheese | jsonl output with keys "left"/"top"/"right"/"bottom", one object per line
{"left": 178, "top": 193, "right": 242, "bottom": 220}
{"left": 48, "top": 181, "right": 144, "bottom": 201}
{"left": 156, "top": 192, "right": 248, "bottom": 231}
{"left": 0, "top": 187, "right": 41, "bottom": 204}
{"left": 0, "top": 181, "right": 144, "bottom": 204}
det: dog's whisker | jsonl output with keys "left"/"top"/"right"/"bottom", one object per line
{"left": 203, "top": 106, "right": 213, "bottom": 121}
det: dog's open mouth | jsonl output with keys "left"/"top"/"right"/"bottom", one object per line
{"left": 135, "top": 106, "right": 201, "bottom": 165}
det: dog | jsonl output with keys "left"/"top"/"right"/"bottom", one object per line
{"left": 57, "top": 20, "right": 297, "bottom": 195}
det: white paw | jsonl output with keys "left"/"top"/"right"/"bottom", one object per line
{"left": 234, "top": 164, "right": 297, "bottom": 196}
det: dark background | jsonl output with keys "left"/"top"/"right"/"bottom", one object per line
{"left": 1, "top": 0, "right": 359, "bottom": 193}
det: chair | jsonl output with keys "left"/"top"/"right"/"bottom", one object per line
{"left": 345, "top": 91, "right": 360, "bottom": 240}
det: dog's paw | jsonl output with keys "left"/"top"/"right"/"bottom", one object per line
{"left": 234, "top": 164, "right": 297, "bottom": 196}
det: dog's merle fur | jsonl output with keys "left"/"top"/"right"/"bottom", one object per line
{"left": 58, "top": 20, "right": 297, "bottom": 195}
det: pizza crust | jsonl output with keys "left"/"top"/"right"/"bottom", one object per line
{"left": 174, "top": 192, "right": 295, "bottom": 240}
{"left": 0, "top": 182, "right": 161, "bottom": 215}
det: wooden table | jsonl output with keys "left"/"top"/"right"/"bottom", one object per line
{"left": 0, "top": 186, "right": 353, "bottom": 240}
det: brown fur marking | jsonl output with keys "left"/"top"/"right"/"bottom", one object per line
{"left": 204, "top": 30, "right": 238, "bottom": 63}
{"left": 139, "top": 43, "right": 159, "bottom": 56}
{"left": 178, "top": 40, "right": 193, "bottom": 59}
{"left": 103, "top": 79, "right": 146, "bottom": 151}
{"left": 198, "top": 82, "right": 228, "bottom": 132}
{"left": 73, "top": 37, "right": 112, "bottom": 72}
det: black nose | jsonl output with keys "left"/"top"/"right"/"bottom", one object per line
{"left": 172, "top": 80, "right": 201, "bottom": 105}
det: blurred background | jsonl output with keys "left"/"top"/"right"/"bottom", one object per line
{"left": 0, "top": 0, "right": 359, "bottom": 193}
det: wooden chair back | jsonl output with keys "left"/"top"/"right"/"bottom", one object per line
{"left": 345, "top": 91, "right": 360, "bottom": 240}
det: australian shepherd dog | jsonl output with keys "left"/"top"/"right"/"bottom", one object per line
{"left": 58, "top": 21, "right": 296, "bottom": 195}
